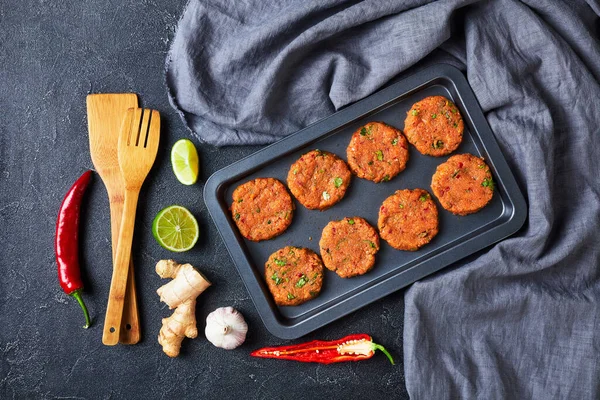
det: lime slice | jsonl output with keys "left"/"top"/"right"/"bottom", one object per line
{"left": 152, "top": 205, "right": 199, "bottom": 252}
{"left": 171, "top": 139, "right": 199, "bottom": 185}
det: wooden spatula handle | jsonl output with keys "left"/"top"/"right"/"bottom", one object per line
{"left": 103, "top": 189, "right": 139, "bottom": 345}
{"left": 108, "top": 196, "right": 140, "bottom": 344}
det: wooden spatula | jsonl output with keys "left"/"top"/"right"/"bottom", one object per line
{"left": 86, "top": 94, "right": 141, "bottom": 344}
{"left": 103, "top": 108, "right": 160, "bottom": 345}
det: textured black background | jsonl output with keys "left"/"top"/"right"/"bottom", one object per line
{"left": 0, "top": 1, "right": 409, "bottom": 398}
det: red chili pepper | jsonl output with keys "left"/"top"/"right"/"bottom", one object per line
{"left": 250, "top": 334, "right": 394, "bottom": 365}
{"left": 55, "top": 170, "right": 93, "bottom": 329}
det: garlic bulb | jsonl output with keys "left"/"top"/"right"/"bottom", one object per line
{"left": 205, "top": 306, "right": 248, "bottom": 350}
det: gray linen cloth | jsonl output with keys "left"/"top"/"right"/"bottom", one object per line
{"left": 166, "top": 0, "right": 600, "bottom": 398}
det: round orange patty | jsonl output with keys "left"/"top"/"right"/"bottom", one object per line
{"left": 404, "top": 96, "right": 464, "bottom": 156}
{"left": 319, "top": 217, "right": 380, "bottom": 278}
{"left": 346, "top": 122, "right": 410, "bottom": 183}
{"left": 231, "top": 178, "right": 294, "bottom": 241}
{"left": 378, "top": 189, "right": 439, "bottom": 251}
{"left": 265, "top": 246, "right": 324, "bottom": 306}
{"left": 287, "top": 150, "right": 351, "bottom": 210}
{"left": 431, "top": 153, "right": 494, "bottom": 215}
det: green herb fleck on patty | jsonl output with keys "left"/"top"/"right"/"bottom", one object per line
{"left": 267, "top": 220, "right": 271, "bottom": 224}
{"left": 348, "top": 218, "right": 355, "bottom": 225}
{"left": 399, "top": 203, "right": 404, "bottom": 208}
{"left": 383, "top": 175, "right": 390, "bottom": 182}
{"left": 360, "top": 125, "right": 373, "bottom": 136}
{"left": 287, "top": 293, "right": 296, "bottom": 300}
{"left": 482, "top": 177, "right": 495, "bottom": 190}
{"left": 419, "top": 194, "right": 429, "bottom": 202}
{"left": 334, "top": 177, "right": 343, "bottom": 188}
{"left": 411, "top": 109, "right": 419, "bottom": 116}
{"left": 271, "top": 273, "right": 283, "bottom": 285}
{"left": 392, "top": 138, "right": 398, "bottom": 146}
{"left": 376, "top": 150, "right": 384, "bottom": 161}
{"left": 432, "top": 140, "right": 444, "bottom": 149}
{"left": 364, "top": 240, "right": 376, "bottom": 249}
{"left": 274, "top": 258, "right": 287, "bottom": 266}
{"left": 295, "top": 275, "right": 308, "bottom": 288}
{"left": 237, "top": 198, "right": 243, "bottom": 203}
{"left": 431, "top": 114, "right": 437, "bottom": 119}
{"left": 234, "top": 213, "right": 240, "bottom": 221}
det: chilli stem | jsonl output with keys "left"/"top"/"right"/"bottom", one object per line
{"left": 373, "top": 343, "right": 394, "bottom": 365}
{"left": 71, "top": 289, "right": 91, "bottom": 329}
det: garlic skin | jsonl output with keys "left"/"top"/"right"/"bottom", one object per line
{"left": 205, "top": 307, "right": 248, "bottom": 350}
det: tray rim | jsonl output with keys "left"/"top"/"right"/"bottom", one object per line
{"left": 204, "top": 63, "right": 527, "bottom": 339}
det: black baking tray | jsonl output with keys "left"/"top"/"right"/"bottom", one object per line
{"left": 204, "top": 64, "right": 526, "bottom": 339}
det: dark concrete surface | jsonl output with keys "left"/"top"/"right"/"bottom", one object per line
{"left": 0, "top": 1, "right": 409, "bottom": 398}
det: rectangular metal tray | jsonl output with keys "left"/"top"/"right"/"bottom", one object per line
{"left": 204, "top": 64, "right": 527, "bottom": 339}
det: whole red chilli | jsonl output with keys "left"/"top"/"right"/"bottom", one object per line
{"left": 55, "top": 170, "right": 92, "bottom": 328}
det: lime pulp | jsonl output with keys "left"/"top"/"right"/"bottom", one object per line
{"left": 171, "top": 139, "right": 199, "bottom": 185}
{"left": 152, "top": 205, "right": 199, "bottom": 252}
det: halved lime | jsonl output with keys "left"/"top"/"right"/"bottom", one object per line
{"left": 171, "top": 139, "right": 199, "bottom": 185}
{"left": 152, "top": 205, "right": 199, "bottom": 252}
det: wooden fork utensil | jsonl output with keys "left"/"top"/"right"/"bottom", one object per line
{"left": 102, "top": 108, "right": 160, "bottom": 345}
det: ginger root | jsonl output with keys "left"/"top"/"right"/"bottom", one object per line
{"left": 156, "top": 259, "right": 211, "bottom": 357}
